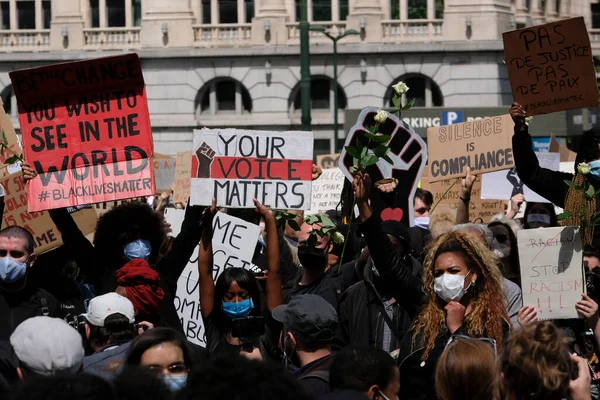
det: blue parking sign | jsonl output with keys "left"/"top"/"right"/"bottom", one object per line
{"left": 442, "top": 111, "right": 464, "bottom": 125}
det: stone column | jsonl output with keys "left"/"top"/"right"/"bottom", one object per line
{"left": 211, "top": 0, "right": 218, "bottom": 23}
{"left": 427, "top": 0, "right": 435, "bottom": 19}
{"left": 332, "top": 0, "right": 340, "bottom": 21}
{"left": 49, "top": 0, "right": 85, "bottom": 50}
{"left": 238, "top": 0, "right": 246, "bottom": 23}
{"left": 346, "top": 0, "right": 384, "bottom": 43}
{"left": 99, "top": 0, "right": 107, "bottom": 27}
{"left": 545, "top": 0, "right": 557, "bottom": 21}
{"left": 558, "top": 0, "right": 568, "bottom": 18}
{"left": 529, "top": 0, "right": 543, "bottom": 25}
{"left": 251, "top": 0, "right": 289, "bottom": 45}
{"left": 515, "top": 0, "right": 529, "bottom": 26}
{"left": 235, "top": 82, "right": 242, "bottom": 115}
{"left": 140, "top": 0, "right": 195, "bottom": 47}
{"left": 125, "top": 0, "right": 133, "bottom": 27}
{"left": 442, "top": 0, "right": 512, "bottom": 40}
{"left": 35, "top": 0, "right": 42, "bottom": 29}
{"left": 209, "top": 82, "right": 217, "bottom": 115}
{"left": 9, "top": 0, "right": 16, "bottom": 29}
{"left": 400, "top": 0, "right": 407, "bottom": 20}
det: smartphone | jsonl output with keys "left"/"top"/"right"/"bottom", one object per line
{"left": 231, "top": 316, "right": 265, "bottom": 338}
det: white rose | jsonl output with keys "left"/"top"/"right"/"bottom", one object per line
{"left": 525, "top": 116, "right": 533, "bottom": 126}
{"left": 332, "top": 231, "right": 345, "bottom": 244}
{"left": 392, "top": 81, "right": 409, "bottom": 95}
{"left": 578, "top": 162, "right": 590, "bottom": 176}
{"left": 374, "top": 109, "right": 388, "bottom": 124}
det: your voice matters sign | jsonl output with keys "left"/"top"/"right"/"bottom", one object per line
{"left": 190, "top": 129, "right": 314, "bottom": 210}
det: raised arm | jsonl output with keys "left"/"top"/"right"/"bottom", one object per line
{"left": 510, "top": 103, "right": 572, "bottom": 207}
{"left": 198, "top": 200, "right": 216, "bottom": 318}
{"left": 456, "top": 167, "right": 476, "bottom": 224}
{"left": 254, "top": 199, "right": 283, "bottom": 312}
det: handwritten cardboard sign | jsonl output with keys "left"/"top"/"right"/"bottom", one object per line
{"left": 503, "top": 17, "right": 598, "bottom": 115}
{"left": 339, "top": 107, "right": 427, "bottom": 227}
{"left": 190, "top": 129, "right": 314, "bottom": 209}
{"left": 420, "top": 170, "right": 505, "bottom": 223}
{"left": 481, "top": 152, "right": 560, "bottom": 203}
{"left": 316, "top": 153, "right": 339, "bottom": 170}
{"left": 168, "top": 209, "right": 261, "bottom": 347}
{"left": 306, "top": 168, "right": 345, "bottom": 216}
{"left": 427, "top": 114, "right": 514, "bottom": 183}
{"left": 9, "top": 54, "right": 156, "bottom": 212}
{"left": 172, "top": 151, "right": 192, "bottom": 205}
{"left": 154, "top": 153, "right": 176, "bottom": 193}
{"left": 518, "top": 226, "right": 584, "bottom": 320}
{"left": 0, "top": 98, "right": 22, "bottom": 179}
{"left": 1, "top": 172, "right": 97, "bottom": 254}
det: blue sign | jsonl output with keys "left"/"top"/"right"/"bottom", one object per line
{"left": 442, "top": 111, "right": 464, "bottom": 125}
{"left": 531, "top": 137, "right": 551, "bottom": 153}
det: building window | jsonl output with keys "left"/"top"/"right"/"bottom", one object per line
{"left": 90, "top": 0, "right": 140, "bottom": 28}
{"left": 1, "top": 1, "right": 9, "bottom": 29}
{"left": 195, "top": 78, "right": 253, "bottom": 120}
{"left": 17, "top": 0, "right": 35, "bottom": 29}
{"left": 133, "top": 0, "right": 141, "bottom": 26}
{"left": 245, "top": 0, "right": 254, "bottom": 23}
{"left": 107, "top": 0, "right": 125, "bottom": 27}
{"left": 408, "top": 0, "right": 427, "bottom": 19}
{"left": 90, "top": 0, "right": 100, "bottom": 27}
{"left": 201, "top": 0, "right": 210, "bottom": 23}
{"left": 313, "top": 0, "right": 332, "bottom": 21}
{"left": 385, "top": 75, "right": 443, "bottom": 108}
{"left": 340, "top": 0, "right": 349, "bottom": 20}
{"left": 219, "top": 0, "right": 238, "bottom": 23}
{"left": 389, "top": 0, "right": 443, "bottom": 19}
{"left": 291, "top": 76, "right": 348, "bottom": 112}
{"left": 42, "top": 0, "right": 50, "bottom": 28}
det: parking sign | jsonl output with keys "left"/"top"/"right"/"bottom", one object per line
{"left": 442, "top": 111, "right": 464, "bottom": 125}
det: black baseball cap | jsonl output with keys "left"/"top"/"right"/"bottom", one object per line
{"left": 272, "top": 294, "right": 338, "bottom": 343}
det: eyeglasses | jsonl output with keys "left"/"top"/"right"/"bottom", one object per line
{"left": 445, "top": 335, "right": 497, "bottom": 357}
{"left": 0, "top": 250, "right": 26, "bottom": 259}
{"left": 145, "top": 362, "right": 188, "bottom": 376}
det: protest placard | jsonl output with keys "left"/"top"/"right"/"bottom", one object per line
{"left": 549, "top": 134, "right": 577, "bottom": 162}
{"left": 339, "top": 107, "right": 427, "bottom": 227}
{"left": 190, "top": 129, "right": 313, "bottom": 209}
{"left": 481, "top": 152, "right": 560, "bottom": 203}
{"left": 420, "top": 170, "right": 505, "bottom": 223}
{"left": 154, "top": 154, "right": 176, "bottom": 193}
{"left": 9, "top": 54, "right": 156, "bottom": 212}
{"left": 518, "top": 226, "right": 584, "bottom": 320}
{"left": 427, "top": 114, "right": 514, "bottom": 183}
{"left": 306, "top": 168, "right": 345, "bottom": 215}
{"left": 503, "top": 17, "right": 598, "bottom": 116}
{"left": 172, "top": 151, "right": 192, "bottom": 204}
{"left": 0, "top": 99, "right": 22, "bottom": 179}
{"left": 167, "top": 209, "right": 261, "bottom": 347}
{"left": 0, "top": 171, "right": 97, "bottom": 254}
{"left": 316, "top": 153, "right": 339, "bottom": 170}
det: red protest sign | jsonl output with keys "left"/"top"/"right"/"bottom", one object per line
{"left": 9, "top": 54, "right": 155, "bottom": 212}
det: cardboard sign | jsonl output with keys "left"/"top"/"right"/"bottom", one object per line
{"left": 154, "top": 154, "right": 176, "bottom": 193}
{"left": 427, "top": 114, "right": 514, "bottom": 183}
{"left": 190, "top": 129, "right": 313, "bottom": 209}
{"left": 549, "top": 134, "right": 577, "bottom": 162}
{"left": 420, "top": 170, "right": 505, "bottom": 223}
{"left": 316, "top": 153, "right": 339, "bottom": 170}
{"left": 503, "top": 17, "right": 598, "bottom": 116}
{"left": 518, "top": 226, "right": 584, "bottom": 320}
{"left": 0, "top": 172, "right": 97, "bottom": 254}
{"left": 339, "top": 107, "right": 427, "bottom": 227}
{"left": 306, "top": 168, "right": 345, "bottom": 216}
{"left": 9, "top": 54, "right": 156, "bottom": 212}
{"left": 168, "top": 209, "right": 261, "bottom": 347}
{"left": 0, "top": 99, "right": 22, "bottom": 179}
{"left": 481, "top": 152, "right": 560, "bottom": 203}
{"left": 172, "top": 151, "right": 192, "bottom": 205}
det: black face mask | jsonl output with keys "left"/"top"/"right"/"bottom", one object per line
{"left": 297, "top": 246, "right": 327, "bottom": 270}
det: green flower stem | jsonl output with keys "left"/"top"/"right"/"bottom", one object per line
{"left": 429, "top": 178, "right": 460, "bottom": 215}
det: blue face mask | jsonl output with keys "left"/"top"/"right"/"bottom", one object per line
{"left": 589, "top": 160, "right": 600, "bottom": 179}
{"left": 0, "top": 257, "right": 27, "bottom": 283}
{"left": 124, "top": 239, "right": 152, "bottom": 261}
{"left": 163, "top": 373, "right": 187, "bottom": 392}
{"left": 222, "top": 298, "right": 254, "bottom": 319}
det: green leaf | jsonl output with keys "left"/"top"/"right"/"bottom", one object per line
{"left": 373, "top": 145, "right": 389, "bottom": 157}
{"left": 364, "top": 132, "right": 390, "bottom": 144}
{"left": 392, "top": 94, "right": 401, "bottom": 108}
{"left": 402, "top": 98, "right": 416, "bottom": 110}
{"left": 363, "top": 155, "right": 379, "bottom": 167}
{"left": 564, "top": 179, "right": 583, "bottom": 190}
{"left": 586, "top": 184, "right": 595, "bottom": 199}
{"left": 557, "top": 211, "right": 574, "bottom": 220}
{"left": 321, "top": 226, "right": 336, "bottom": 234}
{"left": 345, "top": 146, "right": 361, "bottom": 159}
{"left": 320, "top": 215, "right": 335, "bottom": 227}
{"left": 349, "top": 166, "right": 358, "bottom": 174}
{"left": 288, "top": 219, "right": 301, "bottom": 231}
{"left": 382, "top": 154, "right": 394, "bottom": 165}
{"left": 307, "top": 233, "right": 318, "bottom": 248}
{"left": 592, "top": 212, "right": 600, "bottom": 225}
{"left": 4, "top": 155, "right": 20, "bottom": 165}
{"left": 305, "top": 214, "right": 319, "bottom": 225}
{"left": 360, "top": 146, "right": 368, "bottom": 159}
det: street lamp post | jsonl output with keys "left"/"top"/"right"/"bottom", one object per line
{"left": 310, "top": 26, "right": 359, "bottom": 153}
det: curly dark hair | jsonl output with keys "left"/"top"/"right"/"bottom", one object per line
{"left": 93, "top": 202, "right": 166, "bottom": 269}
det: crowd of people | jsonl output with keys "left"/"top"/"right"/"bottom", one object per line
{"left": 0, "top": 103, "right": 598, "bottom": 399}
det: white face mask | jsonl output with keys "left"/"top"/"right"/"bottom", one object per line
{"left": 413, "top": 216, "right": 430, "bottom": 230}
{"left": 526, "top": 213, "right": 551, "bottom": 228}
{"left": 434, "top": 271, "right": 472, "bottom": 303}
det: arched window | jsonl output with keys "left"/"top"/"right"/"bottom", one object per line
{"left": 195, "top": 78, "right": 252, "bottom": 120}
{"left": 290, "top": 76, "right": 347, "bottom": 112}
{"left": 384, "top": 74, "right": 443, "bottom": 108}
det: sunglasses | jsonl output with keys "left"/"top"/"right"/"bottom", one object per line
{"left": 0, "top": 250, "right": 26, "bottom": 259}
{"left": 145, "top": 362, "right": 188, "bottom": 375}
{"left": 445, "top": 335, "right": 497, "bottom": 357}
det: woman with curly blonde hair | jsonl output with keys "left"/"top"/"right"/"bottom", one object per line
{"left": 400, "top": 230, "right": 510, "bottom": 400}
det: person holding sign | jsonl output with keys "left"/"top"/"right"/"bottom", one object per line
{"left": 353, "top": 170, "right": 510, "bottom": 400}
{"left": 197, "top": 199, "right": 282, "bottom": 359}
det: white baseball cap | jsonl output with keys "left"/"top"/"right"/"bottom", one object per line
{"left": 10, "top": 316, "right": 84, "bottom": 376}
{"left": 82, "top": 293, "right": 135, "bottom": 327}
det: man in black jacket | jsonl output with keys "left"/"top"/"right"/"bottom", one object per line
{"left": 338, "top": 220, "right": 422, "bottom": 359}
{"left": 0, "top": 226, "right": 60, "bottom": 340}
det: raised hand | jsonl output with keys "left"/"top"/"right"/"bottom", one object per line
{"left": 312, "top": 164, "right": 323, "bottom": 181}
{"left": 445, "top": 301, "right": 466, "bottom": 334}
{"left": 21, "top": 162, "right": 36, "bottom": 183}
{"left": 510, "top": 102, "right": 527, "bottom": 132}
{"left": 352, "top": 171, "right": 371, "bottom": 203}
{"left": 461, "top": 166, "right": 476, "bottom": 194}
{"left": 517, "top": 305, "right": 538, "bottom": 326}
{"left": 196, "top": 142, "right": 216, "bottom": 178}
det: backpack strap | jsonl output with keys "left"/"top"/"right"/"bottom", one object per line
{"left": 299, "top": 369, "right": 330, "bottom": 383}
